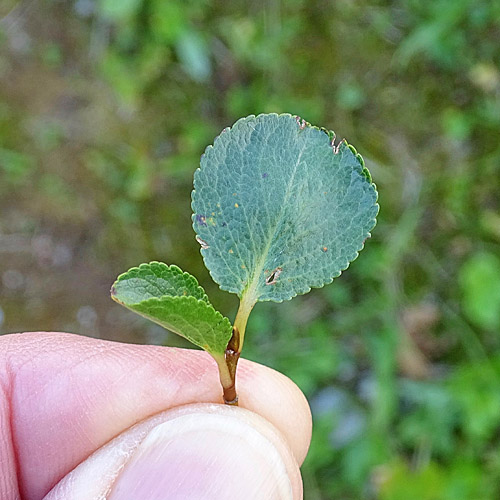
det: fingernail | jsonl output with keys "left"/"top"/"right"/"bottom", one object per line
{"left": 108, "top": 408, "right": 294, "bottom": 500}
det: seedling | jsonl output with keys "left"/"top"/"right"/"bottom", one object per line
{"left": 111, "top": 113, "right": 378, "bottom": 405}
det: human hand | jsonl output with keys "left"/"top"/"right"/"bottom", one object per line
{"left": 0, "top": 332, "right": 311, "bottom": 499}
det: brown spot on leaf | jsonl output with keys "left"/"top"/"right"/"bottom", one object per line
{"left": 196, "top": 236, "right": 209, "bottom": 249}
{"left": 295, "top": 115, "right": 307, "bottom": 130}
{"left": 330, "top": 136, "right": 344, "bottom": 154}
{"left": 265, "top": 267, "right": 282, "bottom": 285}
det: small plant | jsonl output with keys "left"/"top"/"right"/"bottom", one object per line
{"left": 111, "top": 113, "right": 378, "bottom": 405}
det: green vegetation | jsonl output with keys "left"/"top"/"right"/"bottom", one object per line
{"left": 1, "top": 1, "right": 500, "bottom": 498}
{"left": 112, "top": 113, "right": 377, "bottom": 403}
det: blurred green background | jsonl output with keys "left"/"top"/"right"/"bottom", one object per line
{"left": 1, "top": 0, "right": 500, "bottom": 498}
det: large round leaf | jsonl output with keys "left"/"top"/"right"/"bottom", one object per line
{"left": 192, "top": 113, "right": 378, "bottom": 303}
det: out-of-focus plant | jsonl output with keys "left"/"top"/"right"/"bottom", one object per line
{"left": 1, "top": 0, "right": 500, "bottom": 497}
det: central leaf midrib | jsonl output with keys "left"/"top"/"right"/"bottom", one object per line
{"left": 242, "top": 137, "right": 307, "bottom": 303}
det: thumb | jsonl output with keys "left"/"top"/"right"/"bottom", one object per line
{"left": 45, "top": 403, "right": 303, "bottom": 500}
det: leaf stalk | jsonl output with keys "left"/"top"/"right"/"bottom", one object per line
{"left": 232, "top": 293, "right": 256, "bottom": 353}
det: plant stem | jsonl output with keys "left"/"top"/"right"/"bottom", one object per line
{"left": 223, "top": 327, "right": 240, "bottom": 405}
{"left": 214, "top": 353, "right": 236, "bottom": 403}
{"left": 220, "top": 293, "right": 257, "bottom": 405}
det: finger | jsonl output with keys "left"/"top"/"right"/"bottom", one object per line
{"left": 46, "top": 403, "right": 302, "bottom": 500}
{"left": 0, "top": 332, "right": 311, "bottom": 499}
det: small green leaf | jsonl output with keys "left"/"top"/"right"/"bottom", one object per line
{"left": 192, "top": 113, "right": 378, "bottom": 303}
{"left": 111, "top": 262, "right": 232, "bottom": 356}
{"left": 112, "top": 261, "right": 208, "bottom": 303}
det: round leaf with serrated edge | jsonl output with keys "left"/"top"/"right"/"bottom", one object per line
{"left": 111, "top": 262, "right": 232, "bottom": 356}
{"left": 192, "top": 113, "right": 378, "bottom": 303}
{"left": 112, "top": 262, "right": 209, "bottom": 304}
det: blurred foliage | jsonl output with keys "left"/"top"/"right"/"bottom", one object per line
{"left": 1, "top": 0, "right": 500, "bottom": 498}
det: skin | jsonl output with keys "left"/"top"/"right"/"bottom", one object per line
{"left": 0, "top": 332, "right": 312, "bottom": 499}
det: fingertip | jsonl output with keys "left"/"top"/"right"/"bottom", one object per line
{"left": 3, "top": 332, "right": 312, "bottom": 498}
{"left": 237, "top": 359, "right": 312, "bottom": 466}
{"left": 46, "top": 404, "right": 303, "bottom": 500}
